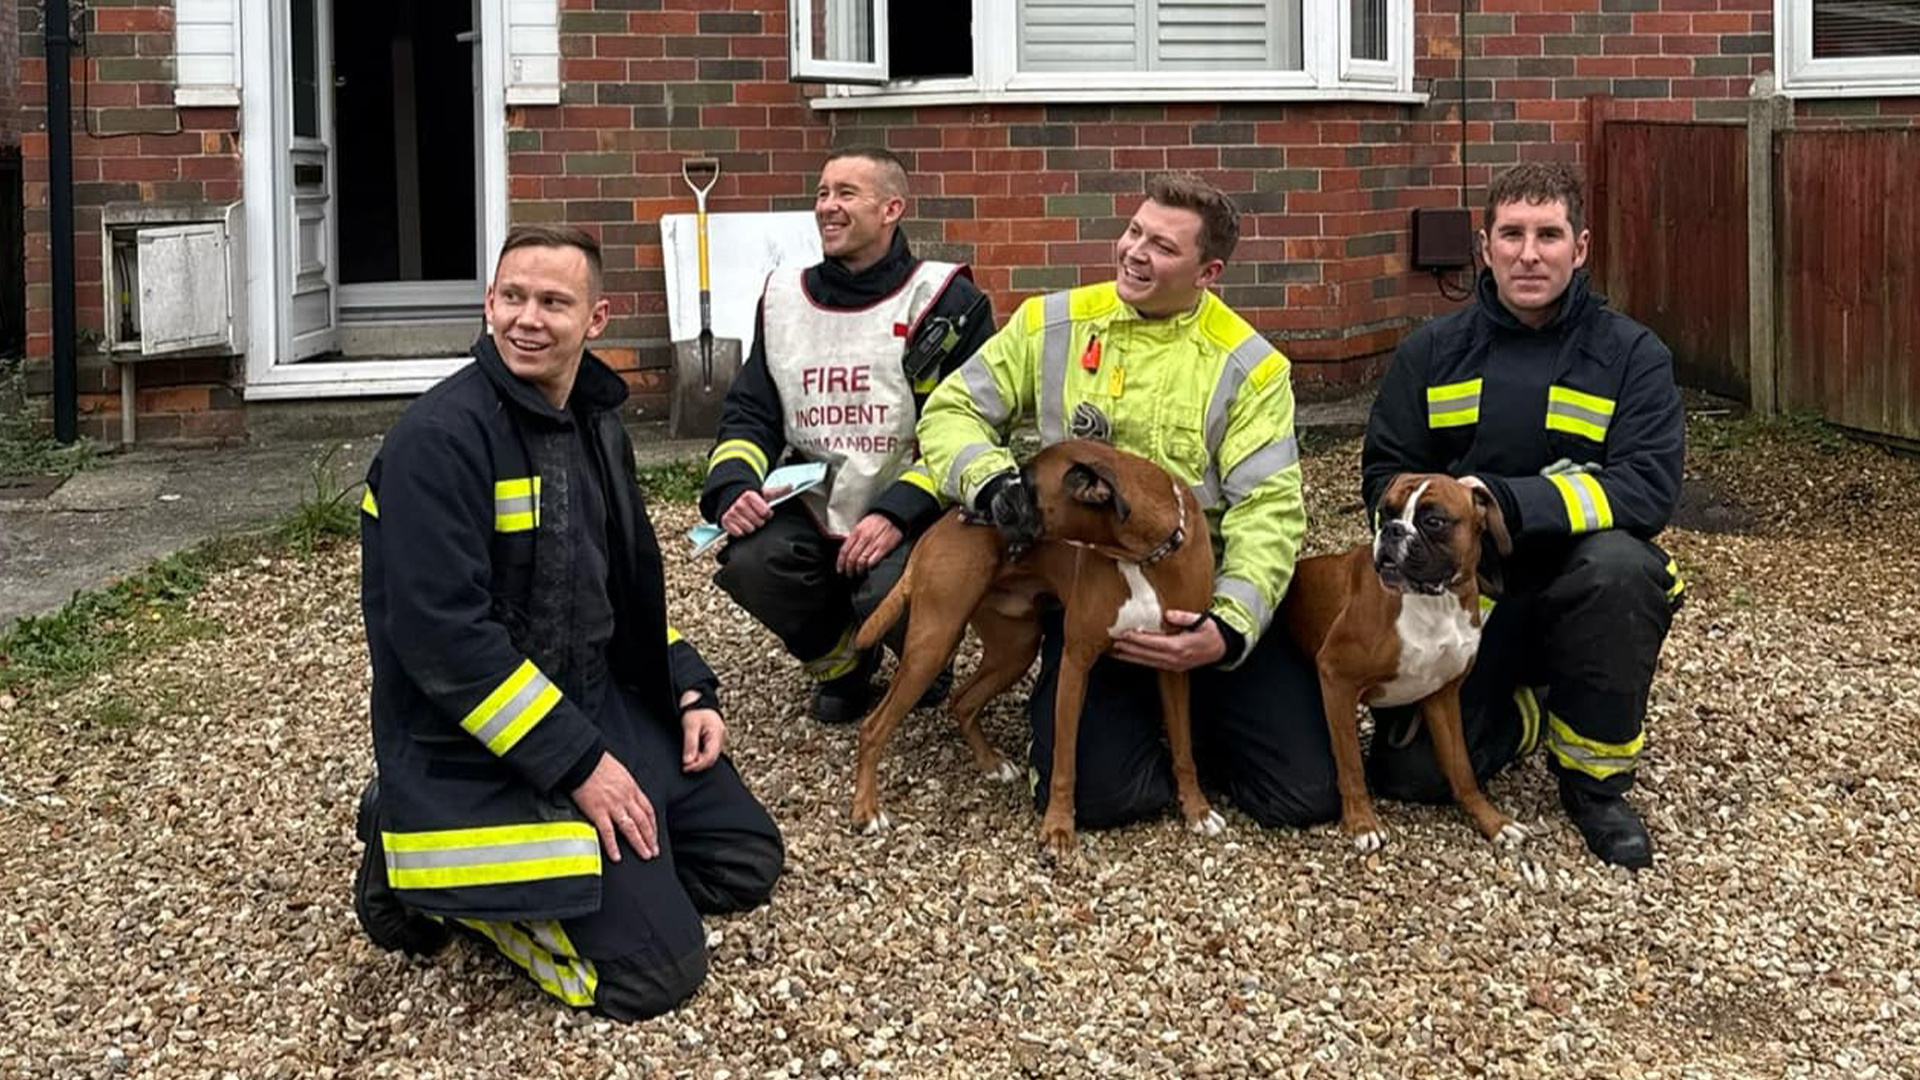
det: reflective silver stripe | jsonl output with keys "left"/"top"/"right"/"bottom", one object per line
{"left": 1546, "top": 398, "right": 1612, "bottom": 432}
{"left": 958, "top": 357, "right": 1011, "bottom": 429}
{"left": 1214, "top": 576, "right": 1272, "bottom": 631}
{"left": 945, "top": 442, "right": 994, "bottom": 502}
{"left": 385, "top": 836, "right": 601, "bottom": 871}
{"left": 1199, "top": 332, "right": 1274, "bottom": 499}
{"left": 495, "top": 495, "right": 537, "bottom": 517}
{"left": 468, "top": 667, "right": 556, "bottom": 750}
{"left": 1565, "top": 475, "right": 1603, "bottom": 532}
{"left": 1038, "top": 291, "right": 1070, "bottom": 445}
{"left": 1192, "top": 478, "right": 1221, "bottom": 511}
{"left": 1221, "top": 435, "right": 1300, "bottom": 504}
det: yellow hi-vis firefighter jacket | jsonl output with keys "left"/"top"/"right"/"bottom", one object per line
{"left": 918, "top": 282, "right": 1305, "bottom": 666}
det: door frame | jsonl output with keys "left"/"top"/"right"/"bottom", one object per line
{"left": 241, "top": 0, "right": 509, "bottom": 399}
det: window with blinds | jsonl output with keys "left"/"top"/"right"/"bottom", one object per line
{"left": 1811, "top": 0, "right": 1920, "bottom": 57}
{"left": 1017, "top": 0, "right": 1305, "bottom": 72}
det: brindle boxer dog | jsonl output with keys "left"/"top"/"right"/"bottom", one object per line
{"left": 849, "top": 439, "right": 1225, "bottom": 860}
{"left": 1281, "top": 473, "right": 1523, "bottom": 851}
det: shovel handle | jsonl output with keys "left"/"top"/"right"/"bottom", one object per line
{"left": 683, "top": 157, "right": 721, "bottom": 295}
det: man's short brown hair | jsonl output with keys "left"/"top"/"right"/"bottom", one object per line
{"left": 496, "top": 223, "right": 604, "bottom": 296}
{"left": 1145, "top": 172, "right": 1241, "bottom": 264}
{"left": 1484, "top": 162, "right": 1586, "bottom": 234}
{"left": 825, "top": 145, "right": 910, "bottom": 200}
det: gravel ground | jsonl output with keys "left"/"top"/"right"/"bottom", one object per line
{"left": 3, "top": 419, "right": 1918, "bottom": 1080}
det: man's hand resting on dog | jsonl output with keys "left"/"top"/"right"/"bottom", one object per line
{"left": 719, "top": 483, "right": 794, "bottom": 536}
{"left": 1112, "top": 609, "right": 1226, "bottom": 671}
{"left": 571, "top": 752, "right": 659, "bottom": 862}
{"left": 836, "top": 513, "right": 903, "bottom": 575}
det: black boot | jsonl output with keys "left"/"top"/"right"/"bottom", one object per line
{"left": 1559, "top": 777, "right": 1652, "bottom": 869}
{"left": 353, "top": 779, "right": 451, "bottom": 955}
{"left": 809, "top": 651, "right": 877, "bottom": 724}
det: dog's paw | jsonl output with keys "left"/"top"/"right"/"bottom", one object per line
{"left": 1494, "top": 820, "right": 1528, "bottom": 847}
{"left": 1352, "top": 829, "right": 1385, "bottom": 854}
{"left": 1518, "top": 857, "right": 1549, "bottom": 892}
{"left": 860, "top": 811, "right": 891, "bottom": 836}
{"left": 983, "top": 759, "right": 1021, "bottom": 783}
{"left": 1189, "top": 810, "right": 1227, "bottom": 838}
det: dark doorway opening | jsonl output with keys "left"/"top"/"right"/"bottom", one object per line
{"left": 334, "top": 0, "right": 477, "bottom": 285}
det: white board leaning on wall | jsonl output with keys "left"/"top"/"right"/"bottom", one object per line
{"left": 659, "top": 211, "right": 824, "bottom": 348}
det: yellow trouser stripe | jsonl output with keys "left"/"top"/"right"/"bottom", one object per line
{"left": 494, "top": 477, "right": 541, "bottom": 533}
{"left": 384, "top": 821, "right": 601, "bottom": 890}
{"left": 1663, "top": 557, "right": 1685, "bottom": 601}
{"left": 361, "top": 488, "right": 379, "bottom": 518}
{"left": 1546, "top": 713, "right": 1642, "bottom": 779}
{"left": 804, "top": 625, "right": 861, "bottom": 682}
{"left": 457, "top": 918, "right": 599, "bottom": 1007}
{"left": 461, "top": 659, "right": 562, "bottom": 756}
{"left": 1513, "top": 686, "right": 1542, "bottom": 756}
{"left": 667, "top": 625, "right": 684, "bottom": 645}
{"left": 1426, "top": 378, "right": 1482, "bottom": 428}
{"left": 708, "top": 439, "right": 768, "bottom": 478}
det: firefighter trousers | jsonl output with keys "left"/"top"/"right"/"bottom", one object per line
{"left": 713, "top": 501, "right": 910, "bottom": 679}
{"left": 461, "top": 686, "right": 784, "bottom": 1022}
{"left": 1366, "top": 530, "right": 1681, "bottom": 803}
{"left": 1026, "top": 610, "right": 1342, "bottom": 829}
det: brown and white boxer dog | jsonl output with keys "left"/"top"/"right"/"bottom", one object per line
{"left": 849, "top": 439, "right": 1224, "bottom": 860}
{"left": 1281, "top": 473, "right": 1522, "bottom": 851}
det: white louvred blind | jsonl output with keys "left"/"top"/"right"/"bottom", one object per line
{"left": 506, "top": 0, "right": 561, "bottom": 105}
{"left": 1812, "top": 0, "right": 1920, "bottom": 58}
{"left": 1154, "top": 0, "right": 1274, "bottom": 68}
{"left": 1019, "top": 0, "right": 1144, "bottom": 71}
{"left": 174, "top": 0, "right": 239, "bottom": 106}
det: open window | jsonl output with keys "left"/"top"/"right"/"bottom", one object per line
{"left": 1777, "top": 0, "right": 1920, "bottom": 96}
{"left": 790, "top": 0, "right": 1415, "bottom": 104}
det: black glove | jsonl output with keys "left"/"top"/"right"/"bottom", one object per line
{"left": 976, "top": 472, "right": 1043, "bottom": 558}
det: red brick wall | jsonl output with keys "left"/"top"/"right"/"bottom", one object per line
{"left": 18, "top": 0, "right": 246, "bottom": 441}
{"left": 15, "top": 0, "right": 1920, "bottom": 439}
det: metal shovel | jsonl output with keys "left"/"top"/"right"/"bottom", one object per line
{"left": 668, "top": 157, "right": 742, "bottom": 439}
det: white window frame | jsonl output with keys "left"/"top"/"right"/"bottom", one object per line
{"left": 799, "top": 0, "right": 1421, "bottom": 109}
{"left": 175, "top": 0, "right": 242, "bottom": 107}
{"left": 1776, "top": 0, "right": 1920, "bottom": 98}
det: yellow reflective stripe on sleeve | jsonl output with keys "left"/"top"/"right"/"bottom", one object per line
{"left": 1663, "top": 557, "right": 1685, "bottom": 601}
{"left": 1545, "top": 713, "right": 1643, "bottom": 780}
{"left": 1549, "top": 472, "right": 1614, "bottom": 533}
{"left": 494, "top": 477, "right": 541, "bottom": 533}
{"left": 1545, "top": 385, "right": 1617, "bottom": 443}
{"left": 457, "top": 918, "right": 599, "bottom": 1007}
{"left": 1037, "top": 291, "right": 1071, "bottom": 445}
{"left": 667, "top": 625, "right": 684, "bottom": 645}
{"left": 899, "top": 462, "right": 937, "bottom": 496}
{"left": 361, "top": 488, "right": 379, "bottom": 518}
{"left": 708, "top": 439, "right": 769, "bottom": 479}
{"left": 1425, "top": 378, "right": 1482, "bottom": 429}
{"left": 383, "top": 821, "right": 601, "bottom": 890}
{"left": 461, "top": 659, "right": 562, "bottom": 756}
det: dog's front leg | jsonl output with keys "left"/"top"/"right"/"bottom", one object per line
{"left": 1420, "top": 683, "right": 1525, "bottom": 846}
{"left": 1156, "top": 669, "right": 1223, "bottom": 837}
{"left": 1316, "top": 662, "right": 1383, "bottom": 852}
{"left": 1038, "top": 648, "right": 1097, "bottom": 861}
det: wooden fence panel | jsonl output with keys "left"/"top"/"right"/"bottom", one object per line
{"left": 1600, "top": 122, "right": 1750, "bottom": 401}
{"left": 1778, "top": 129, "right": 1920, "bottom": 443}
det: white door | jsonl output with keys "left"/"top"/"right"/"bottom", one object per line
{"left": 280, "top": 0, "right": 338, "bottom": 361}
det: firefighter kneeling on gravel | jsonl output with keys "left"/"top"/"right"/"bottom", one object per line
{"left": 1361, "top": 162, "right": 1686, "bottom": 869}
{"left": 354, "top": 224, "right": 783, "bottom": 1020}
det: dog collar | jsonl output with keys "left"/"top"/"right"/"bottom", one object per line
{"left": 1063, "top": 478, "right": 1188, "bottom": 567}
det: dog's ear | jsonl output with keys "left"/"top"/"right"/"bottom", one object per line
{"left": 1471, "top": 483, "right": 1512, "bottom": 556}
{"left": 1061, "top": 461, "right": 1130, "bottom": 522}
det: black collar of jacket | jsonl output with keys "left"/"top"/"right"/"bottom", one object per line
{"left": 805, "top": 228, "right": 917, "bottom": 308}
{"left": 1474, "top": 266, "right": 1601, "bottom": 336}
{"left": 470, "top": 334, "right": 629, "bottom": 425}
